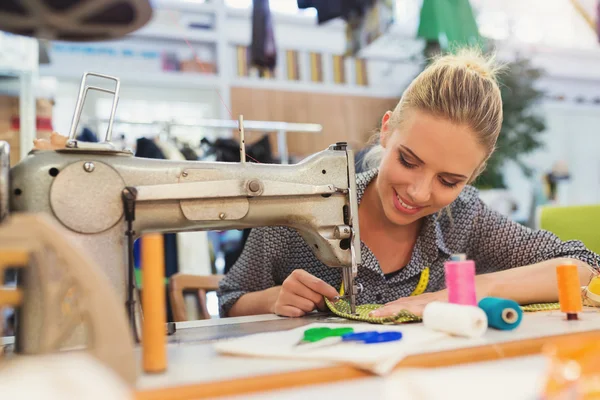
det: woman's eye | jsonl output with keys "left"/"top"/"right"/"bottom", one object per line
{"left": 398, "top": 153, "right": 416, "bottom": 169}
{"left": 439, "top": 177, "right": 459, "bottom": 188}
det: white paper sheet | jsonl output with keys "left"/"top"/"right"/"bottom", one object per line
{"left": 213, "top": 322, "right": 480, "bottom": 375}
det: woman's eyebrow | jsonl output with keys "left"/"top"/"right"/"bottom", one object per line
{"left": 400, "top": 145, "right": 468, "bottom": 179}
{"left": 440, "top": 172, "right": 468, "bottom": 180}
{"left": 400, "top": 145, "right": 424, "bottom": 164}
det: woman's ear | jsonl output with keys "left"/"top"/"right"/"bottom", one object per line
{"left": 380, "top": 111, "right": 392, "bottom": 148}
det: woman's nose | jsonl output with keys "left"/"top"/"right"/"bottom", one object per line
{"left": 407, "top": 179, "right": 432, "bottom": 204}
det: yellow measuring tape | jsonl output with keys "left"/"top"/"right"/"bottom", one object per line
{"left": 339, "top": 267, "right": 430, "bottom": 297}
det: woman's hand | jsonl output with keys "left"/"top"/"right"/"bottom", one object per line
{"left": 32, "top": 132, "right": 68, "bottom": 150}
{"left": 369, "top": 290, "right": 448, "bottom": 318}
{"left": 272, "top": 269, "right": 339, "bottom": 318}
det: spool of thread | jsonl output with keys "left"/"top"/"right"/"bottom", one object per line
{"left": 478, "top": 297, "right": 523, "bottom": 330}
{"left": 423, "top": 301, "right": 488, "bottom": 338}
{"left": 141, "top": 233, "right": 167, "bottom": 373}
{"left": 556, "top": 263, "right": 583, "bottom": 320}
{"left": 445, "top": 255, "right": 477, "bottom": 306}
{"left": 450, "top": 253, "right": 467, "bottom": 261}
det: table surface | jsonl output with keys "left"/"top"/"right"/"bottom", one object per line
{"left": 135, "top": 308, "right": 600, "bottom": 398}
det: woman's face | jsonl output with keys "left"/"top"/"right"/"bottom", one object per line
{"left": 376, "top": 109, "right": 487, "bottom": 226}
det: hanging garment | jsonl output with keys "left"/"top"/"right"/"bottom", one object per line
{"left": 155, "top": 139, "right": 186, "bottom": 161}
{"left": 76, "top": 127, "right": 98, "bottom": 142}
{"left": 297, "top": 0, "right": 346, "bottom": 24}
{"left": 345, "top": 0, "right": 395, "bottom": 56}
{"left": 297, "top": 0, "right": 394, "bottom": 56}
{"left": 134, "top": 137, "right": 179, "bottom": 284}
{"left": 204, "top": 134, "right": 275, "bottom": 164}
{"left": 203, "top": 134, "right": 276, "bottom": 273}
{"left": 179, "top": 143, "right": 199, "bottom": 161}
{"left": 250, "top": 0, "right": 277, "bottom": 71}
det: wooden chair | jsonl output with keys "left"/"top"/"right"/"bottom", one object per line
{"left": 168, "top": 273, "right": 224, "bottom": 321}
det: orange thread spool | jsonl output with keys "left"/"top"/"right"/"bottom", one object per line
{"left": 141, "top": 233, "right": 167, "bottom": 373}
{"left": 556, "top": 264, "right": 583, "bottom": 320}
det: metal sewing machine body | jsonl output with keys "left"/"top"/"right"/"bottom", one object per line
{"left": 7, "top": 73, "right": 363, "bottom": 350}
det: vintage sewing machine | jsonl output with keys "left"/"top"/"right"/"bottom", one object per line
{"left": 6, "top": 72, "right": 364, "bottom": 351}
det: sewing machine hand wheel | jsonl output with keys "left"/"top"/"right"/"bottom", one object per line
{"left": 0, "top": 214, "right": 136, "bottom": 385}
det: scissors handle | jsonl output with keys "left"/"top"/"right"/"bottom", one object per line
{"left": 342, "top": 331, "right": 402, "bottom": 344}
{"left": 302, "top": 327, "right": 354, "bottom": 343}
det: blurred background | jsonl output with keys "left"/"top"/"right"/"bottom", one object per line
{"left": 1, "top": 0, "right": 599, "bottom": 322}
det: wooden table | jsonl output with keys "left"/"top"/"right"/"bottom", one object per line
{"left": 134, "top": 309, "right": 600, "bottom": 400}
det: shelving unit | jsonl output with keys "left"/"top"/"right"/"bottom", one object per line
{"left": 38, "top": 0, "right": 407, "bottom": 111}
{"left": 0, "top": 32, "right": 38, "bottom": 162}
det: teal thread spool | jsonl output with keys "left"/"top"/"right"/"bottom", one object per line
{"left": 478, "top": 297, "right": 523, "bottom": 330}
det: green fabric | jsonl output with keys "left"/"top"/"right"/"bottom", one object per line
{"left": 418, "top": 0, "right": 482, "bottom": 50}
{"left": 538, "top": 204, "right": 600, "bottom": 255}
{"left": 326, "top": 298, "right": 561, "bottom": 324}
{"left": 325, "top": 298, "right": 421, "bottom": 324}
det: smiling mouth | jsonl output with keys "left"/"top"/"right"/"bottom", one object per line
{"left": 393, "top": 189, "right": 424, "bottom": 211}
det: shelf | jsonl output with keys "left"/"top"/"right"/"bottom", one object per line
{"left": 150, "top": 0, "right": 219, "bottom": 13}
{"left": 231, "top": 77, "right": 400, "bottom": 98}
{"left": 39, "top": 66, "right": 223, "bottom": 90}
{"left": 129, "top": 27, "right": 219, "bottom": 44}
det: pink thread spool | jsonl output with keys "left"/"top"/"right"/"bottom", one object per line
{"left": 445, "top": 254, "right": 477, "bottom": 306}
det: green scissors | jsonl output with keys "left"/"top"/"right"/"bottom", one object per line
{"left": 296, "top": 327, "right": 355, "bottom": 346}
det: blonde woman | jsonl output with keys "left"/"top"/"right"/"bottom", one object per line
{"left": 35, "top": 49, "right": 599, "bottom": 319}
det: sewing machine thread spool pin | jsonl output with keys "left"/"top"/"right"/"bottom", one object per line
{"left": 67, "top": 72, "right": 121, "bottom": 150}
{"left": 239, "top": 115, "right": 246, "bottom": 164}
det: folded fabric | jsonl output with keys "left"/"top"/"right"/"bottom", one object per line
{"left": 213, "top": 322, "right": 450, "bottom": 375}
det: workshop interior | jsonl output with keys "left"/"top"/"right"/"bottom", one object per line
{"left": 2, "top": 0, "right": 600, "bottom": 399}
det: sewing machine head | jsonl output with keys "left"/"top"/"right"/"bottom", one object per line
{"left": 6, "top": 73, "right": 363, "bottom": 350}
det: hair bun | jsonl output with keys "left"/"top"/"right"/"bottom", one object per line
{"left": 434, "top": 47, "right": 503, "bottom": 81}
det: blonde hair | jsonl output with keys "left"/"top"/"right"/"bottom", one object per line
{"left": 362, "top": 47, "right": 504, "bottom": 182}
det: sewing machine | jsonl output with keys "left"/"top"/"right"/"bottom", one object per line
{"left": 6, "top": 72, "right": 363, "bottom": 350}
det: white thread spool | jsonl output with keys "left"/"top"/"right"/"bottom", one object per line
{"left": 423, "top": 301, "right": 488, "bottom": 338}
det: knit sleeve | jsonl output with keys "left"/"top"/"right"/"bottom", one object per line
{"left": 467, "top": 199, "right": 600, "bottom": 274}
{"left": 217, "top": 226, "right": 290, "bottom": 317}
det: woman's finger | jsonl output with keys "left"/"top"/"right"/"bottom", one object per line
{"left": 279, "top": 291, "right": 317, "bottom": 313}
{"left": 284, "top": 276, "right": 325, "bottom": 307}
{"left": 292, "top": 269, "right": 339, "bottom": 299}
{"left": 274, "top": 305, "right": 305, "bottom": 318}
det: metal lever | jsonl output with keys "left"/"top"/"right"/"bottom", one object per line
{"left": 67, "top": 72, "right": 121, "bottom": 148}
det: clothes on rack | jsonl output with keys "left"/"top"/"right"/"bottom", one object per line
{"left": 251, "top": 0, "right": 277, "bottom": 71}
{"left": 203, "top": 134, "right": 276, "bottom": 164}
{"left": 297, "top": 0, "right": 346, "bottom": 24}
{"left": 155, "top": 139, "right": 186, "bottom": 161}
{"left": 179, "top": 142, "right": 199, "bottom": 161}
{"left": 202, "top": 134, "right": 277, "bottom": 273}
{"left": 135, "top": 135, "right": 214, "bottom": 298}
{"left": 345, "top": 0, "right": 394, "bottom": 56}
{"left": 76, "top": 127, "right": 99, "bottom": 142}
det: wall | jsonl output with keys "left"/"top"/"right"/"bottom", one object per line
{"left": 230, "top": 87, "right": 398, "bottom": 159}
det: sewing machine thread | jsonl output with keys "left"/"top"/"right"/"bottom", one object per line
{"left": 423, "top": 302, "right": 488, "bottom": 338}
{"left": 556, "top": 263, "right": 583, "bottom": 320}
{"left": 445, "top": 255, "right": 477, "bottom": 306}
{"left": 478, "top": 297, "right": 523, "bottom": 330}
